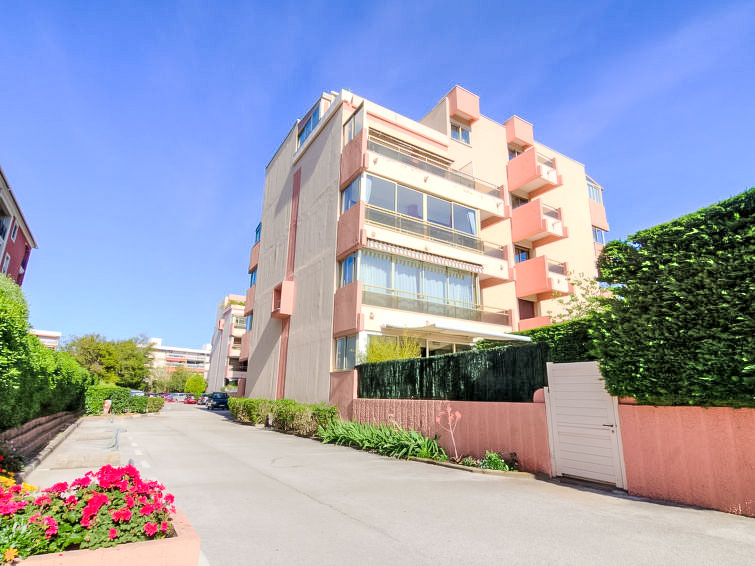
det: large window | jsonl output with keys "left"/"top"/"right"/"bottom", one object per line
{"left": 340, "top": 254, "right": 356, "bottom": 286}
{"left": 250, "top": 269, "right": 257, "bottom": 286}
{"left": 514, "top": 246, "right": 530, "bottom": 264}
{"left": 592, "top": 226, "right": 608, "bottom": 245}
{"left": 450, "top": 122, "right": 471, "bottom": 144}
{"left": 1, "top": 254, "right": 9, "bottom": 274}
{"left": 254, "top": 222, "right": 262, "bottom": 244}
{"left": 335, "top": 335, "right": 358, "bottom": 370}
{"left": 587, "top": 180, "right": 603, "bottom": 204}
{"left": 246, "top": 314, "right": 253, "bottom": 332}
{"left": 10, "top": 223, "right": 17, "bottom": 242}
{"left": 342, "top": 177, "right": 360, "bottom": 213}
{"left": 298, "top": 104, "right": 320, "bottom": 148}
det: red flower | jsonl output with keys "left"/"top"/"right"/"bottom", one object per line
{"left": 65, "top": 495, "right": 78, "bottom": 506}
{"left": 160, "top": 521, "right": 168, "bottom": 532}
{"left": 112, "top": 507, "right": 132, "bottom": 522}
{"left": 33, "top": 495, "right": 52, "bottom": 506}
{"left": 43, "top": 516, "right": 58, "bottom": 538}
{"left": 71, "top": 476, "right": 92, "bottom": 488}
{"left": 43, "top": 481, "right": 69, "bottom": 493}
{"left": 28, "top": 513, "right": 41, "bottom": 524}
{"left": 139, "top": 504, "right": 154, "bottom": 516}
{"left": 144, "top": 522, "right": 158, "bottom": 536}
{"left": 125, "top": 495, "right": 135, "bottom": 508}
{"left": 108, "top": 528, "right": 118, "bottom": 540}
{"left": 165, "top": 494, "right": 174, "bottom": 504}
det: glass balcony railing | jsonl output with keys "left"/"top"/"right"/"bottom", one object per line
{"left": 362, "top": 285, "right": 511, "bottom": 326}
{"left": 367, "top": 139, "right": 500, "bottom": 197}
{"left": 364, "top": 205, "right": 506, "bottom": 260}
{"left": 547, "top": 261, "right": 567, "bottom": 276}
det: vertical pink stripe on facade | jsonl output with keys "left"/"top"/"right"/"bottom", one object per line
{"left": 275, "top": 168, "right": 302, "bottom": 399}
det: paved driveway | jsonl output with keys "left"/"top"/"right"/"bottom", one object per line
{"left": 28, "top": 404, "right": 755, "bottom": 565}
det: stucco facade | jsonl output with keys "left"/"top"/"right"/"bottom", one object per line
{"left": 148, "top": 337, "right": 211, "bottom": 383}
{"left": 207, "top": 294, "right": 247, "bottom": 393}
{"left": 242, "top": 87, "right": 609, "bottom": 404}
{"left": 0, "top": 166, "right": 37, "bottom": 285}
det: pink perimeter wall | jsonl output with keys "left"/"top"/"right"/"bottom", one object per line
{"left": 619, "top": 405, "right": 755, "bottom": 517}
{"left": 352, "top": 398, "right": 551, "bottom": 475}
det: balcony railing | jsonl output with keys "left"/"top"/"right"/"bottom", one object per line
{"left": 365, "top": 205, "right": 506, "bottom": 260}
{"left": 547, "top": 261, "right": 566, "bottom": 275}
{"left": 366, "top": 138, "right": 500, "bottom": 197}
{"left": 542, "top": 205, "right": 560, "bottom": 220}
{"left": 362, "top": 284, "right": 511, "bottom": 327}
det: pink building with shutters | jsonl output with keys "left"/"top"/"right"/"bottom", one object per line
{"left": 0, "top": 166, "right": 37, "bottom": 285}
{"left": 239, "top": 86, "right": 609, "bottom": 406}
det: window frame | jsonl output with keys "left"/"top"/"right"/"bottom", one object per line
{"left": 587, "top": 181, "right": 603, "bottom": 204}
{"left": 250, "top": 269, "right": 257, "bottom": 287}
{"left": 450, "top": 122, "right": 471, "bottom": 145}
{"left": 335, "top": 335, "right": 358, "bottom": 370}
{"left": 1, "top": 253, "right": 9, "bottom": 273}
{"left": 10, "top": 222, "right": 17, "bottom": 242}
{"left": 592, "top": 226, "right": 607, "bottom": 245}
{"left": 514, "top": 246, "right": 531, "bottom": 264}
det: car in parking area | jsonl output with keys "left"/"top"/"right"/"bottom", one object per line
{"left": 206, "top": 392, "right": 229, "bottom": 411}
{"left": 184, "top": 395, "right": 197, "bottom": 405}
{"left": 197, "top": 394, "right": 210, "bottom": 406}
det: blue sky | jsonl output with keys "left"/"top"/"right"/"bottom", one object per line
{"left": 1, "top": 1, "right": 753, "bottom": 348}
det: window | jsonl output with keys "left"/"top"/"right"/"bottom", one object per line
{"left": 426, "top": 195, "right": 451, "bottom": 228}
{"left": 1, "top": 254, "right": 9, "bottom": 273}
{"left": 592, "top": 226, "right": 607, "bottom": 245}
{"left": 250, "top": 269, "right": 257, "bottom": 286}
{"left": 246, "top": 314, "right": 253, "bottom": 332}
{"left": 450, "top": 122, "right": 470, "bottom": 144}
{"left": 508, "top": 148, "right": 522, "bottom": 160}
{"left": 233, "top": 316, "right": 246, "bottom": 328}
{"left": 254, "top": 223, "right": 262, "bottom": 244}
{"left": 335, "top": 335, "right": 358, "bottom": 370}
{"left": 514, "top": 246, "right": 530, "bottom": 264}
{"left": 511, "top": 195, "right": 529, "bottom": 209}
{"left": 342, "top": 177, "right": 360, "bottom": 213}
{"left": 452, "top": 204, "right": 476, "bottom": 235}
{"left": 365, "top": 174, "right": 395, "bottom": 211}
{"left": 396, "top": 185, "right": 422, "bottom": 219}
{"left": 0, "top": 217, "right": 9, "bottom": 241}
{"left": 297, "top": 104, "right": 320, "bottom": 148}
{"left": 587, "top": 180, "right": 603, "bottom": 204}
{"left": 340, "top": 254, "right": 356, "bottom": 286}
{"left": 10, "top": 223, "right": 17, "bottom": 242}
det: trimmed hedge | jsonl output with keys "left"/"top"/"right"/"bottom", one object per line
{"left": 357, "top": 343, "right": 547, "bottom": 401}
{"left": 147, "top": 397, "right": 165, "bottom": 412}
{"left": 595, "top": 188, "right": 755, "bottom": 407}
{"left": 515, "top": 318, "right": 596, "bottom": 363}
{"left": 228, "top": 398, "right": 339, "bottom": 436}
{"left": 84, "top": 386, "right": 130, "bottom": 415}
{"left": 128, "top": 396, "right": 148, "bottom": 414}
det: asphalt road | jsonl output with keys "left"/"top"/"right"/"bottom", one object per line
{"left": 28, "top": 403, "right": 755, "bottom": 565}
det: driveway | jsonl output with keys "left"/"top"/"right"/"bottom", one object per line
{"left": 27, "top": 404, "right": 755, "bottom": 565}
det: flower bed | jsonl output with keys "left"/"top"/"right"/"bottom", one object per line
{"left": 1, "top": 459, "right": 179, "bottom": 563}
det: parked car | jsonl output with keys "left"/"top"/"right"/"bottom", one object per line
{"left": 184, "top": 395, "right": 197, "bottom": 405}
{"left": 129, "top": 389, "right": 145, "bottom": 397}
{"left": 206, "top": 392, "right": 229, "bottom": 411}
{"left": 172, "top": 393, "right": 188, "bottom": 403}
{"left": 197, "top": 394, "right": 210, "bottom": 406}
{"left": 164, "top": 394, "right": 175, "bottom": 403}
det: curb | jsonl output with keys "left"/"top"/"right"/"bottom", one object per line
{"left": 408, "top": 457, "right": 535, "bottom": 478}
{"left": 17, "top": 416, "right": 84, "bottom": 483}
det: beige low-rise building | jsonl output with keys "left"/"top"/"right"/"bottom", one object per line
{"left": 207, "top": 295, "right": 247, "bottom": 393}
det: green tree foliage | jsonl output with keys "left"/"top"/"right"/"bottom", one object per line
{"left": 183, "top": 374, "right": 207, "bottom": 397}
{"left": 547, "top": 273, "right": 609, "bottom": 323}
{"left": 594, "top": 188, "right": 755, "bottom": 406}
{"left": 64, "top": 334, "right": 152, "bottom": 389}
{"left": 0, "top": 277, "right": 92, "bottom": 431}
{"left": 166, "top": 367, "right": 192, "bottom": 393}
{"left": 514, "top": 318, "right": 597, "bottom": 363}
{"left": 364, "top": 336, "right": 421, "bottom": 363}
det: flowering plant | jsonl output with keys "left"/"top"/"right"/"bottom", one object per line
{"left": 436, "top": 405, "right": 462, "bottom": 461}
{"left": 1, "top": 461, "right": 175, "bottom": 562}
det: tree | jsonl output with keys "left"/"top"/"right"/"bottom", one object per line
{"left": 184, "top": 374, "right": 207, "bottom": 397}
{"left": 546, "top": 272, "right": 610, "bottom": 323}
{"left": 65, "top": 334, "right": 153, "bottom": 389}
{"left": 364, "top": 336, "right": 421, "bottom": 363}
{"left": 166, "top": 367, "right": 192, "bottom": 393}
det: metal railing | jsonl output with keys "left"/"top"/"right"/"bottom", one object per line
{"left": 362, "top": 285, "right": 511, "bottom": 326}
{"left": 367, "top": 139, "right": 500, "bottom": 197}
{"left": 364, "top": 205, "right": 506, "bottom": 260}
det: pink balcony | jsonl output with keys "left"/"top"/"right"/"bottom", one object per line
{"left": 589, "top": 198, "right": 610, "bottom": 232}
{"left": 447, "top": 86, "right": 480, "bottom": 123}
{"left": 272, "top": 280, "right": 295, "bottom": 319}
{"left": 239, "top": 330, "right": 251, "bottom": 362}
{"left": 507, "top": 147, "right": 562, "bottom": 198}
{"left": 504, "top": 116, "right": 534, "bottom": 148}
{"left": 248, "top": 242, "right": 260, "bottom": 274}
{"left": 336, "top": 201, "right": 367, "bottom": 260}
{"left": 518, "top": 316, "right": 552, "bottom": 331}
{"left": 514, "top": 256, "right": 572, "bottom": 301}
{"left": 244, "top": 285, "right": 255, "bottom": 316}
{"left": 340, "top": 128, "right": 369, "bottom": 188}
{"left": 511, "top": 199, "right": 567, "bottom": 247}
{"left": 333, "top": 281, "right": 364, "bottom": 337}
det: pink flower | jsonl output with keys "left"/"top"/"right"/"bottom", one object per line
{"left": 108, "top": 528, "right": 118, "bottom": 540}
{"left": 43, "top": 516, "right": 58, "bottom": 538}
{"left": 65, "top": 495, "right": 78, "bottom": 506}
{"left": 125, "top": 495, "right": 135, "bottom": 508}
{"left": 160, "top": 521, "right": 168, "bottom": 532}
{"left": 71, "top": 476, "right": 92, "bottom": 488}
{"left": 165, "top": 494, "right": 174, "bottom": 504}
{"left": 43, "top": 481, "right": 69, "bottom": 493}
{"left": 28, "top": 513, "right": 41, "bottom": 524}
{"left": 33, "top": 495, "right": 52, "bottom": 506}
{"left": 144, "top": 522, "right": 158, "bottom": 536}
{"left": 112, "top": 507, "right": 132, "bottom": 522}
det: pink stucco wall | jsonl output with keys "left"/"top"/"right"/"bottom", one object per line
{"left": 332, "top": 281, "right": 363, "bottom": 337}
{"left": 336, "top": 201, "right": 366, "bottom": 260}
{"left": 244, "top": 285, "right": 255, "bottom": 317}
{"left": 619, "top": 405, "right": 755, "bottom": 517}
{"left": 352, "top": 398, "right": 551, "bottom": 475}
{"left": 248, "top": 242, "right": 260, "bottom": 274}
{"left": 329, "top": 370, "right": 359, "bottom": 419}
{"left": 588, "top": 198, "right": 610, "bottom": 231}
{"left": 446, "top": 86, "right": 480, "bottom": 122}
{"left": 339, "top": 128, "right": 368, "bottom": 187}
{"left": 504, "top": 116, "right": 534, "bottom": 147}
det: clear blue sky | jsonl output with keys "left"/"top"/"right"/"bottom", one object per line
{"left": 1, "top": 1, "right": 753, "bottom": 349}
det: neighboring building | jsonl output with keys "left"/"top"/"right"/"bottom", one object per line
{"left": 207, "top": 295, "right": 248, "bottom": 393}
{"left": 30, "top": 329, "right": 62, "bottom": 350}
{"left": 0, "top": 166, "right": 37, "bottom": 285}
{"left": 148, "top": 337, "right": 211, "bottom": 381}
{"left": 240, "top": 86, "right": 610, "bottom": 405}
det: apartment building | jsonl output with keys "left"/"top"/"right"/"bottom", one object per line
{"left": 240, "top": 86, "right": 610, "bottom": 407}
{"left": 29, "top": 329, "right": 62, "bottom": 350}
{"left": 0, "top": 166, "right": 37, "bottom": 285}
{"left": 148, "top": 337, "right": 211, "bottom": 381}
{"left": 207, "top": 295, "right": 248, "bottom": 393}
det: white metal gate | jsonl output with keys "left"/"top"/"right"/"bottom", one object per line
{"left": 545, "top": 361, "right": 626, "bottom": 488}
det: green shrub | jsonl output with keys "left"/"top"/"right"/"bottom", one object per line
{"left": 310, "top": 403, "right": 339, "bottom": 429}
{"left": 514, "top": 318, "right": 597, "bottom": 363}
{"left": 228, "top": 398, "right": 338, "bottom": 436}
{"left": 127, "top": 396, "right": 148, "bottom": 414}
{"left": 183, "top": 374, "right": 207, "bottom": 398}
{"left": 318, "top": 420, "right": 446, "bottom": 460}
{"left": 84, "top": 386, "right": 130, "bottom": 415}
{"left": 271, "top": 399, "right": 314, "bottom": 435}
{"left": 146, "top": 397, "right": 165, "bottom": 413}
{"left": 595, "top": 188, "right": 755, "bottom": 407}
{"left": 480, "top": 451, "right": 514, "bottom": 471}
{"left": 228, "top": 398, "right": 272, "bottom": 424}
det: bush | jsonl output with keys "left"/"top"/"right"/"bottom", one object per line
{"left": 515, "top": 318, "right": 597, "bottom": 363}
{"left": 183, "top": 374, "right": 207, "bottom": 398}
{"left": 228, "top": 398, "right": 339, "bottom": 436}
{"left": 596, "top": 188, "right": 755, "bottom": 406}
{"left": 146, "top": 398, "right": 164, "bottom": 413}
{"left": 84, "top": 386, "right": 130, "bottom": 415}
{"left": 127, "top": 397, "right": 148, "bottom": 414}
{"left": 480, "top": 451, "right": 516, "bottom": 471}
{"left": 228, "top": 398, "right": 272, "bottom": 424}
{"left": 318, "top": 420, "right": 446, "bottom": 460}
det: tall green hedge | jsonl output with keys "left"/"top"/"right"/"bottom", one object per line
{"left": 84, "top": 386, "right": 131, "bottom": 415}
{"left": 0, "top": 277, "right": 93, "bottom": 431}
{"left": 514, "top": 318, "right": 597, "bottom": 363}
{"left": 358, "top": 342, "right": 547, "bottom": 401}
{"left": 595, "top": 188, "right": 755, "bottom": 407}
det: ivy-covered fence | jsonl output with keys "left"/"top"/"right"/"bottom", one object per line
{"left": 595, "top": 188, "right": 755, "bottom": 407}
{"left": 357, "top": 342, "right": 547, "bottom": 402}
{"left": 515, "top": 318, "right": 596, "bottom": 363}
